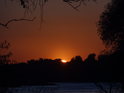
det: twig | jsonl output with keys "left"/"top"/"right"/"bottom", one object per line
{"left": 0, "top": 17, "right": 36, "bottom": 29}
{"left": 95, "top": 83, "right": 108, "bottom": 93}
{"left": 67, "top": 2, "right": 79, "bottom": 11}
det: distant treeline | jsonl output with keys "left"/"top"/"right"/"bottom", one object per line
{"left": 0, "top": 53, "right": 124, "bottom": 87}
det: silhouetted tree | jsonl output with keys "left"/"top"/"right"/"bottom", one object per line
{"left": 84, "top": 53, "right": 97, "bottom": 64}
{"left": 54, "top": 58, "right": 62, "bottom": 63}
{"left": 27, "top": 59, "right": 36, "bottom": 64}
{"left": 98, "top": 55, "right": 107, "bottom": 65}
{"left": 98, "top": 0, "right": 124, "bottom": 54}
{"left": 0, "top": 40, "right": 12, "bottom": 64}
{"left": 70, "top": 55, "right": 83, "bottom": 64}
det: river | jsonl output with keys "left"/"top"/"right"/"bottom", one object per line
{"left": 4, "top": 83, "right": 122, "bottom": 93}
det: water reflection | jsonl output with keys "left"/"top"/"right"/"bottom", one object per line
{"left": 4, "top": 83, "right": 123, "bottom": 93}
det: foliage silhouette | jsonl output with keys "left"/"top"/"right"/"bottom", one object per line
{"left": 0, "top": 40, "right": 12, "bottom": 64}
{"left": 0, "top": 54, "right": 124, "bottom": 87}
{"left": 84, "top": 53, "right": 97, "bottom": 64}
{"left": 98, "top": 0, "right": 124, "bottom": 54}
{"left": 0, "top": 0, "right": 124, "bottom": 88}
{"left": 70, "top": 55, "right": 83, "bottom": 64}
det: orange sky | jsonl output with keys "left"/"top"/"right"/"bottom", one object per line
{"left": 0, "top": 0, "right": 110, "bottom": 62}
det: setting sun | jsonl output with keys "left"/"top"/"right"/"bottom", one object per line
{"left": 61, "top": 59, "right": 67, "bottom": 63}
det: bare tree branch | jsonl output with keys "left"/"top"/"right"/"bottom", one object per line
{"left": 0, "top": 17, "right": 36, "bottom": 29}
{"left": 0, "top": 40, "right": 10, "bottom": 49}
{"left": 67, "top": 2, "right": 80, "bottom": 11}
{"left": 95, "top": 83, "right": 108, "bottom": 93}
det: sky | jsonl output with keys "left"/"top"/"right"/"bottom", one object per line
{"left": 0, "top": 0, "right": 110, "bottom": 62}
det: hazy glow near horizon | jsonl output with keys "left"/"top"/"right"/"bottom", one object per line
{"left": 61, "top": 59, "right": 67, "bottom": 63}
{"left": 0, "top": 0, "right": 110, "bottom": 62}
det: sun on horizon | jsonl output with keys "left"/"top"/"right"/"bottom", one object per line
{"left": 61, "top": 59, "right": 67, "bottom": 63}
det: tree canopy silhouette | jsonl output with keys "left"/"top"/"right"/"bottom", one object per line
{"left": 98, "top": 0, "right": 124, "bottom": 53}
{"left": 0, "top": 40, "right": 12, "bottom": 64}
{"left": 70, "top": 55, "right": 83, "bottom": 64}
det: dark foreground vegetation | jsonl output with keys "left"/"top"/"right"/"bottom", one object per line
{"left": 0, "top": 53, "right": 124, "bottom": 87}
{"left": 0, "top": 0, "right": 124, "bottom": 88}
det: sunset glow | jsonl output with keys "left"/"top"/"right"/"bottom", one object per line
{"left": 0, "top": 0, "right": 108, "bottom": 62}
{"left": 61, "top": 59, "right": 67, "bottom": 63}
